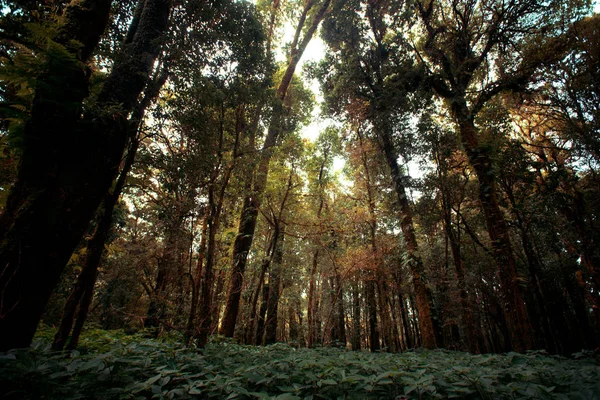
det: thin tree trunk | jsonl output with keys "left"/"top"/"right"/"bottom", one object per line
{"left": 255, "top": 284, "right": 269, "bottom": 345}
{"left": 246, "top": 230, "right": 278, "bottom": 344}
{"left": 307, "top": 156, "right": 326, "bottom": 347}
{"left": 399, "top": 293, "right": 413, "bottom": 349}
{"left": 65, "top": 270, "right": 96, "bottom": 350}
{"left": 307, "top": 249, "right": 320, "bottom": 347}
{"left": 366, "top": 279, "right": 380, "bottom": 352}
{"left": 438, "top": 169, "right": 479, "bottom": 353}
{"left": 351, "top": 281, "right": 361, "bottom": 350}
{"left": 219, "top": 0, "right": 331, "bottom": 337}
{"left": 264, "top": 226, "right": 285, "bottom": 345}
{"left": 196, "top": 106, "right": 237, "bottom": 347}
{"left": 376, "top": 278, "right": 394, "bottom": 351}
{"left": 333, "top": 267, "right": 346, "bottom": 346}
{"left": 186, "top": 214, "right": 207, "bottom": 343}
{"left": 378, "top": 129, "right": 439, "bottom": 349}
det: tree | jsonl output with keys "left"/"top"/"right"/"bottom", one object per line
{"left": 220, "top": 0, "right": 332, "bottom": 337}
{"left": 412, "top": 0, "right": 589, "bottom": 352}
{"left": 0, "top": 0, "right": 172, "bottom": 351}
{"left": 317, "top": 0, "right": 440, "bottom": 349}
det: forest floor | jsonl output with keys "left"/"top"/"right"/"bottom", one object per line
{"left": 1, "top": 328, "right": 599, "bottom": 399}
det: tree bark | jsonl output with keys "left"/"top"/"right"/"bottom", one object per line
{"left": 331, "top": 266, "right": 346, "bottom": 346}
{"left": 52, "top": 66, "right": 168, "bottom": 350}
{"left": 366, "top": 279, "right": 380, "bottom": 352}
{"left": 186, "top": 214, "right": 207, "bottom": 343}
{"left": 351, "top": 281, "right": 361, "bottom": 350}
{"left": 264, "top": 226, "right": 285, "bottom": 345}
{"left": 0, "top": 0, "right": 112, "bottom": 351}
{"left": 255, "top": 284, "right": 269, "bottom": 345}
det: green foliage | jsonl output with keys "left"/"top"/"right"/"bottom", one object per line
{"left": 1, "top": 332, "right": 599, "bottom": 399}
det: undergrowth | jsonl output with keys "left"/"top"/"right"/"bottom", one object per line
{"left": 1, "top": 329, "right": 599, "bottom": 399}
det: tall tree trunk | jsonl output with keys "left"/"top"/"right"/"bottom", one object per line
{"left": 454, "top": 107, "right": 533, "bottom": 352}
{"left": 288, "top": 303, "right": 300, "bottom": 344}
{"left": 186, "top": 214, "right": 208, "bottom": 343}
{"left": 195, "top": 108, "right": 237, "bottom": 347}
{"left": 52, "top": 67, "right": 168, "bottom": 351}
{"left": 438, "top": 168, "right": 479, "bottom": 353}
{"left": 219, "top": 0, "right": 331, "bottom": 337}
{"left": 366, "top": 279, "right": 380, "bottom": 352}
{"left": 307, "top": 249, "right": 320, "bottom": 347}
{"left": 53, "top": 139, "right": 138, "bottom": 350}
{"left": 0, "top": 0, "right": 171, "bottom": 351}
{"left": 195, "top": 204, "right": 218, "bottom": 347}
{"left": 398, "top": 293, "right": 413, "bottom": 349}
{"left": 376, "top": 130, "right": 439, "bottom": 349}
{"left": 332, "top": 267, "right": 346, "bottom": 346}
{"left": 376, "top": 278, "right": 394, "bottom": 351}
{"left": 307, "top": 155, "right": 327, "bottom": 347}
{"left": 246, "top": 230, "right": 278, "bottom": 344}
{"left": 264, "top": 226, "right": 285, "bottom": 345}
{"left": 351, "top": 281, "right": 361, "bottom": 350}
{"left": 65, "top": 277, "right": 95, "bottom": 350}
{"left": 560, "top": 190, "right": 600, "bottom": 335}
{"left": 255, "top": 284, "right": 269, "bottom": 345}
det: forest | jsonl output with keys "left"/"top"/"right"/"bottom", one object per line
{"left": 1, "top": 0, "right": 600, "bottom": 398}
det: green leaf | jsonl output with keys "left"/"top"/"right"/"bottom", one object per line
{"left": 321, "top": 379, "right": 337, "bottom": 385}
{"left": 144, "top": 374, "right": 162, "bottom": 386}
{"left": 275, "top": 394, "right": 301, "bottom": 400}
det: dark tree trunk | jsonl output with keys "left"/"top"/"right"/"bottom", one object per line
{"left": 255, "top": 284, "right": 269, "bottom": 345}
{"left": 376, "top": 279, "right": 394, "bottom": 351}
{"left": 454, "top": 107, "right": 533, "bottom": 352}
{"left": 438, "top": 169, "right": 479, "bottom": 353}
{"left": 351, "top": 281, "right": 362, "bottom": 350}
{"left": 377, "top": 130, "right": 439, "bottom": 349}
{"left": 332, "top": 269, "right": 346, "bottom": 346}
{"left": 195, "top": 207, "right": 219, "bottom": 347}
{"left": 366, "top": 279, "right": 380, "bottom": 352}
{"left": 398, "top": 293, "right": 413, "bottom": 349}
{"left": 210, "top": 269, "right": 225, "bottom": 334}
{"left": 0, "top": 0, "right": 115, "bottom": 352}
{"left": 65, "top": 271, "right": 96, "bottom": 350}
{"left": 52, "top": 65, "right": 168, "bottom": 350}
{"left": 264, "top": 227, "right": 285, "bottom": 345}
{"left": 288, "top": 303, "right": 302, "bottom": 345}
{"left": 195, "top": 114, "right": 237, "bottom": 346}
{"left": 186, "top": 214, "right": 208, "bottom": 343}
{"left": 246, "top": 230, "right": 278, "bottom": 344}
{"left": 307, "top": 249, "right": 320, "bottom": 347}
{"left": 563, "top": 266, "right": 598, "bottom": 350}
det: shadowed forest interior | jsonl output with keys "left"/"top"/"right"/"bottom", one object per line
{"left": 1, "top": 0, "right": 600, "bottom": 360}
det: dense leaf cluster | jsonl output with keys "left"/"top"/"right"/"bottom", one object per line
{"left": 1, "top": 331, "right": 599, "bottom": 399}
